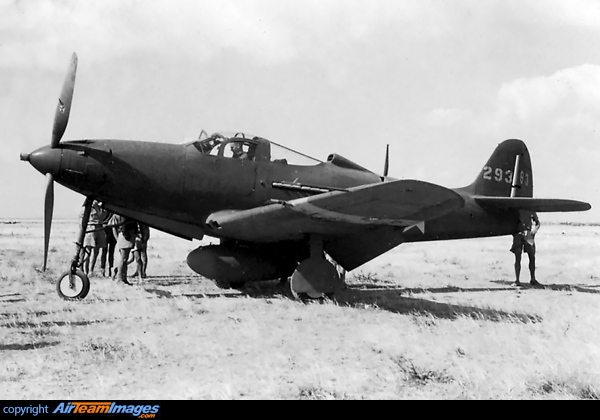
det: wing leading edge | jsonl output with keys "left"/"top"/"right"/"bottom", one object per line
{"left": 205, "top": 179, "right": 465, "bottom": 243}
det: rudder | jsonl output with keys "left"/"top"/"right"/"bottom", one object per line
{"left": 466, "top": 139, "right": 533, "bottom": 198}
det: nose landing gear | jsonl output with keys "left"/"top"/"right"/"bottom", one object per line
{"left": 55, "top": 197, "right": 92, "bottom": 300}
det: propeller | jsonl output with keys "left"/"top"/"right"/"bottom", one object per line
{"left": 42, "top": 52, "right": 78, "bottom": 270}
{"left": 43, "top": 173, "right": 54, "bottom": 271}
{"left": 383, "top": 144, "right": 389, "bottom": 177}
{"left": 51, "top": 53, "right": 78, "bottom": 148}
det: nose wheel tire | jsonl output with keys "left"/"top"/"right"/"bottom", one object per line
{"left": 56, "top": 270, "right": 90, "bottom": 300}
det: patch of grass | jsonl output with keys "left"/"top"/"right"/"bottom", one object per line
{"left": 0, "top": 362, "right": 27, "bottom": 382}
{"left": 349, "top": 271, "right": 397, "bottom": 287}
{"left": 530, "top": 378, "right": 600, "bottom": 400}
{"left": 297, "top": 386, "right": 346, "bottom": 400}
{"left": 392, "top": 356, "right": 454, "bottom": 386}
{"left": 77, "top": 338, "right": 153, "bottom": 362}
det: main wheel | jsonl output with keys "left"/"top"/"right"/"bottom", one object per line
{"left": 290, "top": 258, "right": 344, "bottom": 300}
{"left": 56, "top": 270, "right": 90, "bottom": 300}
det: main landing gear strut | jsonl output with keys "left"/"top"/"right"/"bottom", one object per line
{"left": 289, "top": 236, "right": 345, "bottom": 299}
{"left": 55, "top": 197, "right": 92, "bottom": 300}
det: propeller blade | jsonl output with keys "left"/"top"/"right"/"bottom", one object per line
{"left": 43, "top": 173, "right": 54, "bottom": 271}
{"left": 51, "top": 52, "right": 78, "bottom": 148}
{"left": 383, "top": 144, "right": 390, "bottom": 177}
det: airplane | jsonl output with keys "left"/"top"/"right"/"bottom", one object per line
{"left": 20, "top": 53, "right": 591, "bottom": 300}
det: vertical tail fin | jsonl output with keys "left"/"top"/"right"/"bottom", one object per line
{"left": 466, "top": 139, "right": 533, "bottom": 197}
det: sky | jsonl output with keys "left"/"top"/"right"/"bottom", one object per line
{"left": 2, "top": 0, "right": 599, "bottom": 223}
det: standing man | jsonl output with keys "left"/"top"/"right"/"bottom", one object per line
{"left": 100, "top": 211, "right": 117, "bottom": 277}
{"left": 132, "top": 223, "right": 150, "bottom": 279}
{"left": 111, "top": 213, "right": 140, "bottom": 286}
{"left": 511, "top": 212, "right": 541, "bottom": 286}
{"left": 80, "top": 200, "right": 107, "bottom": 276}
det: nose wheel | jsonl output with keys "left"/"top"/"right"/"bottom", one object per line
{"left": 56, "top": 269, "right": 90, "bottom": 300}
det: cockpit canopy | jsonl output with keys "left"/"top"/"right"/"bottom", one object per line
{"left": 187, "top": 132, "right": 322, "bottom": 166}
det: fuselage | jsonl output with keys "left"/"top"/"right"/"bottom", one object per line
{"left": 26, "top": 136, "right": 518, "bottom": 245}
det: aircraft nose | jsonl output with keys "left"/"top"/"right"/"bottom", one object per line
{"left": 21, "top": 146, "right": 61, "bottom": 176}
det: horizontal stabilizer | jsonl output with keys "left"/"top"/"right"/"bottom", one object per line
{"left": 475, "top": 196, "right": 591, "bottom": 212}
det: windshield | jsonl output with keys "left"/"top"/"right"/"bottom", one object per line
{"left": 269, "top": 141, "right": 322, "bottom": 165}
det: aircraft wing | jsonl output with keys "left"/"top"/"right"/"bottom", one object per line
{"left": 474, "top": 196, "right": 591, "bottom": 212}
{"left": 205, "top": 179, "right": 465, "bottom": 242}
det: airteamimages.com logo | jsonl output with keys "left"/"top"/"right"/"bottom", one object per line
{"left": 52, "top": 402, "right": 160, "bottom": 417}
{"left": 2, "top": 402, "right": 164, "bottom": 418}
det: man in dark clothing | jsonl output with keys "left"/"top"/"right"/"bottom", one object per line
{"left": 100, "top": 211, "right": 117, "bottom": 277}
{"left": 511, "top": 212, "right": 541, "bottom": 286}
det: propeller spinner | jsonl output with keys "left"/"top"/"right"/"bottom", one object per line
{"left": 20, "top": 52, "right": 78, "bottom": 270}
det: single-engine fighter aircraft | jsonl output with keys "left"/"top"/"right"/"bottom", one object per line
{"left": 21, "top": 53, "right": 591, "bottom": 300}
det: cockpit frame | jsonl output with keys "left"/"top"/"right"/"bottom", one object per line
{"left": 187, "top": 132, "right": 323, "bottom": 166}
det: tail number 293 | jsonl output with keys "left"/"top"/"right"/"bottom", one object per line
{"left": 482, "top": 166, "right": 529, "bottom": 186}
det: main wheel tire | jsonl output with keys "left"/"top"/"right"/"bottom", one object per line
{"left": 56, "top": 270, "right": 90, "bottom": 300}
{"left": 290, "top": 258, "right": 343, "bottom": 300}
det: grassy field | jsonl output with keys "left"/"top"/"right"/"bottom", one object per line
{"left": 1, "top": 219, "right": 599, "bottom": 399}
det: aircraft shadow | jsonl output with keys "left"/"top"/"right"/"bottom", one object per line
{"left": 328, "top": 280, "right": 600, "bottom": 321}
{"left": 332, "top": 286, "right": 542, "bottom": 323}
{"left": 139, "top": 277, "right": 598, "bottom": 322}
{"left": 238, "top": 282, "right": 541, "bottom": 323}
